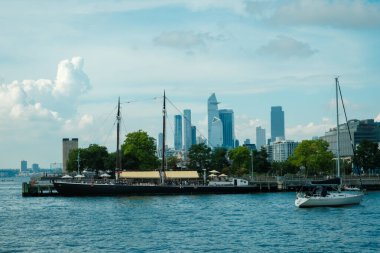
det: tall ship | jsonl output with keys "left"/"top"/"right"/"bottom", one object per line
{"left": 54, "top": 93, "right": 258, "bottom": 196}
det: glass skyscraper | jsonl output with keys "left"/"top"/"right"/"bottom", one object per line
{"left": 191, "top": 126, "right": 197, "bottom": 146}
{"left": 271, "top": 106, "right": 285, "bottom": 142}
{"left": 183, "top": 109, "right": 192, "bottom": 151}
{"left": 208, "top": 93, "right": 222, "bottom": 147}
{"left": 174, "top": 115, "right": 182, "bottom": 150}
{"left": 256, "top": 126, "right": 266, "bottom": 150}
{"left": 219, "top": 109, "right": 235, "bottom": 149}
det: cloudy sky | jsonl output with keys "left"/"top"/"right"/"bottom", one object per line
{"left": 1, "top": 0, "right": 379, "bottom": 168}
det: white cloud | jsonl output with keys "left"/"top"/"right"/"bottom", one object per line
{"left": 53, "top": 57, "right": 90, "bottom": 97}
{"left": 0, "top": 56, "right": 91, "bottom": 137}
{"left": 257, "top": 35, "right": 317, "bottom": 59}
{"left": 286, "top": 118, "right": 334, "bottom": 141}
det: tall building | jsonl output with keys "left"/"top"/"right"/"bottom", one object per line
{"left": 244, "top": 139, "right": 251, "bottom": 145}
{"left": 174, "top": 115, "right": 182, "bottom": 150}
{"left": 62, "top": 138, "right": 78, "bottom": 173}
{"left": 32, "top": 163, "right": 39, "bottom": 172}
{"left": 219, "top": 109, "right": 235, "bottom": 149}
{"left": 256, "top": 126, "right": 266, "bottom": 150}
{"left": 183, "top": 109, "right": 192, "bottom": 151}
{"left": 157, "top": 133, "right": 163, "bottom": 158}
{"left": 271, "top": 106, "right": 285, "bottom": 142}
{"left": 320, "top": 119, "right": 380, "bottom": 157}
{"left": 271, "top": 140, "right": 298, "bottom": 162}
{"left": 208, "top": 93, "right": 222, "bottom": 147}
{"left": 20, "top": 160, "right": 27, "bottom": 172}
{"left": 191, "top": 126, "right": 197, "bottom": 146}
{"left": 210, "top": 117, "right": 223, "bottom": 147}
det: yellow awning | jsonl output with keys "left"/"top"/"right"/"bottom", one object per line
{"left": 165, "top": 171, "right": 199, "bottom": 179}
{"left": 119, "top": 171, "right": 160, "bottom": 179}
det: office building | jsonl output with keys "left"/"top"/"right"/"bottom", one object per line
{"left": 183, "top": 109, "right": 192, "bottom": 151}
{"left": 271, "top": 140, "right": 298, "bottom": 162}
{"left": 210, "top": 117, "right": 223, "bottom": 147}
{"left": 320, "top": 119, "right": 380, "bottom": 157}
{"left": 32, "top": 163, "right": 39, "bottom": 172}
{"left": 157, "top": 133, "right": 163, "bottom": 158}
{"left": 256, "top": 126, "right": 266, "bottom": 150}
{"left": 191, "top": 126, "right": 197, "bottom": 146}
{"left": 174, "top": 115, "right": 182, "bottom": 150}
{"left": 20, "top": 160, "right": 27, "bottom": 172}
{"left": 271, "top": 106, "right": 285, "bottom": 142}
{"left": 62, "top": 138, "right": 78, "bottom": 173}
{"left": 208, "top": 93, "right": 222, "bottom": 147}
{"left": 219, "top": 109, "right": 235, "bottom": 149}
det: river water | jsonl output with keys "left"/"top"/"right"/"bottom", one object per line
{"left": 0, "top": 177, "right": 379, "bottom": 252}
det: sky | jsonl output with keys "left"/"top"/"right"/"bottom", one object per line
{"left": 0, "top": 0, "right": 380, "bottom": 168}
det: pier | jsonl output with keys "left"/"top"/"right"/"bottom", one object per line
{"left": 22, "top": 181, "right": 58, "bottom": 197}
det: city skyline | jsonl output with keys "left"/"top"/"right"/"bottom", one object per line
{"left": 0, "top": 1, "right": 380, "bottom": 167}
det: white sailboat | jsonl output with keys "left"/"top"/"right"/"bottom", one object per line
{"left": 295, "top": 78, "right": 364, "bottom": 208}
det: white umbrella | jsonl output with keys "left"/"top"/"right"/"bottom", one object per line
{"left": 209, "top": 170, "right": 220, "bottom": 174}
{"left": 219, "top": 174, "right": 227, "bottom": 177}
{"left": 61, "top": 175, "right": 72, "bottom": 179}
{"left": 208, "top": 174, "right": 217, "bottom": 178}
{"left": 100, "top": 173, "right": 111, "bottom": 178}
{"left": 75, "top": 174, "right": 85, "bottom": 178}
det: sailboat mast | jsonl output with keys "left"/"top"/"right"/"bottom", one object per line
{"left": 161, "top": 91, "right": 166, "bottom": 184}
{"left": 116, "top": 97, "right": 121, "bottom": 177}
{"left": 162, "top": 91, "right": 166, "bottom": 172}
{"left": 335, "top": 77, "right": 341, "bottom": 178}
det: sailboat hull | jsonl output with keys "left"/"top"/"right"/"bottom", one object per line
{"left": 295, "top": 192, "right": 364, "bottom": 208}
{"left": 53, "top": 181, "right": 262, "bottom": 196}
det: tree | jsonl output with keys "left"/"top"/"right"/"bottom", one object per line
{"left": 288, "top": 139, "right": 334, "bottom": 176}
{"left": 271, "top": 161, "right": 298, "bottom": 176}
{"left": 66, "top": 148, "right": 83, "bottom": 173}
{"left": 228, "top": 146, "right": 250, "bottom": 176}
{"left": 354, "top": 140, "right": 380, "bottom": 174}
{"left": 85, "top": 144, "right": 109, "bottom": 174}
{"left": 252, "top": 147, "right": 271, "bottom": 174}
{"left": 167, "top": 155, "right": 181, "bottom": 170}
{"left": 210, "top": 147, "right": 230, "bottom": 172}
{"left": 187, "top": 143, "right": 212, "bottom": 172}
{"left": 66, "top": 144, "right": 109, "bottom": 175}
{"left": 121, "top": 130, "right": 159, "bottom": 170}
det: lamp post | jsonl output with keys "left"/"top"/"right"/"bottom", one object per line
{"left": 251, "top": 150, "right": 254, "bottom": 180}
{"left": 203, "top": 168, "right": 206, "bottom": 185}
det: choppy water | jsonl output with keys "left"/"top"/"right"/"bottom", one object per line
{"left": 0, "top": 177, "right": 379, "bottom": 252}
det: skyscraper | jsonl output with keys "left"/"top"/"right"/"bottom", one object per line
{"left": 271, "top": 106, "right": 285, "bottom": 142}
{"left": 219, "top": 109, "right": 235, "bottom": 149}
{"left": 62, "top": 138, "right": 78, "bottom": 173}
{"left": 256, "top": 126, "right": 266, "bottom": 150}
{"left": 174, "top": 115, "right": 182, "bottom": 150}
{"left": 183, "top": 109, "right": 192, "bottom": 151}
{"left": 210, "top": 117, "right": 223, "bottom": 147}
{"left": 157, "top": 133, "right": 163, "bottom": 158}
{"left": 191, "top": 126, "right": 197, "bottom": 146}
{"left": 20, "top": 160, "right": 27, "bottom": 172}
{"left": 208, "top": 93, "right": 223, "bottom": 148}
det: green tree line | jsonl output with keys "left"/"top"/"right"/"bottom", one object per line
{"left": 67, "top": 130, "right": 380, "bottom": 177}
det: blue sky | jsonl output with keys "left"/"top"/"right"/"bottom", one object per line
{"left": 0, "top": 0, "right": 379, "bottom": 168}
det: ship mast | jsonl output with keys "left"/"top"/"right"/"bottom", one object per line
{"left": 335, "top": 77, "right": 341, "bottom": 179}
{"left": 116, "top": 97, "right": 121, "bottom": 179}
{"left": 161, "top": 91, "right": 166, "bottom": 184}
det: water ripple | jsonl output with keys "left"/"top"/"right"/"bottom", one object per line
{"left": 1, "top": 178, "right": 379, "bottom": 252}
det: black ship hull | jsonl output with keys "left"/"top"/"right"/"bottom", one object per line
{"left": 53, "top": 182, "right": 263, "bottom": 196}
